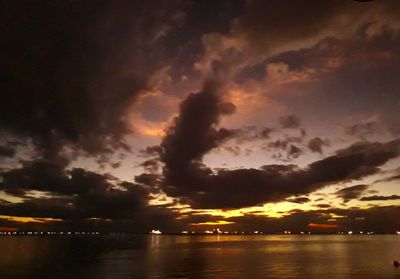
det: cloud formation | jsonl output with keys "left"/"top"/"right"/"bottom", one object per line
{"left": 197, "top": 206, "right": 400, "bottom": 233}
{"left": 196, "top": 0, "right": 400, "bottom": 76}
{"left": 160, "top": 81, "right": 236, "bottom": 195}
{"left": 280, "top": 115, "right": 301, "bottom": 129}
{"left": 0, "top": 1, "right": 186, "bottom": 158}
{"left": 360, "top": 195, "right": 400, "bottom": 201}
{"left": 159, "top": 82, "right": 400, "bottom": 209}
{"left": 335, "top": 184, "right": 369, "bottom": 202}
{"left": 0, "top": 145, "right": 15, "bottom": 158}
{"left": 1, "top": 1, "right": 400, "bottom": 232}
{"left": 0, "top": 157, "right": 186, "bottom": 232}
{"left": 308, "top": 137, "right": 329, "bottom": 154}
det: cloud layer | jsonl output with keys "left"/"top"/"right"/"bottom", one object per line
{"left": 1, "top": 0, "right": 400, "bottom": 232}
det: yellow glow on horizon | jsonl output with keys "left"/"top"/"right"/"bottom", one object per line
{"left": 190, "top": 220, "right": 234, "bottom": 226}
{"left": 0, "top": 215, "right": 63, "bottom": 223}
{"left": 159, "top": 183, "right": 398, "bottom": 226}
{"left": 184, "top": 200, "right": 315, "bottom": 221}
{"left": 192, "top": 209, "right": 243, "bottom": 218}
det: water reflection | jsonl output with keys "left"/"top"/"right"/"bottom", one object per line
{"left": 0, "top": 235, "right": 399, "bottom": 278}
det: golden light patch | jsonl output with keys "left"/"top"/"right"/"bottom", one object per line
{"left": 190, "top": 220, "right": 234, "bottom": 226}
{"left": 0, "top": 191, "right": 24, "bottom": 203}
{"left": 186, "top": 200, "right": 315, "bottom": 220}
{"left": 191, "top": 209, "right": 243, "bottom": 218}
{"left": 0, "top": 215, "right": 62, "bottom": 223}
{"left": 330, "top": 213, "right": 347, "bottom": 219}
{"left": 256, "top": 201, "right": 316, "bottom": 218}
{"left": 134, "top": 123, "right": 166, "bottom": 137}
{"left": 167, "top": 202, "right": 192, "bottom": 213}
{"left": 148, "top": 193, "right": 175, "bottom": 206}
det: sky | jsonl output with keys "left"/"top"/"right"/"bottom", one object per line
{"left": 1, "top": 0, "right": 400, "bottom": 233}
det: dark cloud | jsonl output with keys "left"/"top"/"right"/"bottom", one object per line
{"left": 279, "top": 115, "right": 301, "bottom": 129}
{"left": 0, "top": 156, "right": 187, "bottom": 231}
{"left": 1, "top": 158, "right": 70, "bottom": 196}
{"left": 159, "top": 85, "right": 400, "bottom": 209}
{"left": 0, "top": 145, "right": 15, "bottom": 158}
{"left": 374, "top": 173, "right": 400, "bottom": 183}
{"left": 140, "top": 146, "right": 163, "bottom": 157}
{"left": 135, "top": 173, "right": 162, "bottom": 188}
{"left": 268, "top": 139, "right": 288, "bottom": 150}
{"left": 266, "top": 134, "right": 305, "bottom": 159}
{"left": 286, "top": 197, "right": 310, "bottom": 204}
{"left": 230, "top": 126, "right": 274, "bottom": 143}
{"left": 160, "top": 81, "right": 237, "bottom": 195}
{"left": 308, "top": 137, "right": 329, "bottom": 154}
{"left": 110, "top": 162, "right": 121, "bottom": 169}
{"left": 0, "top": 158, "right": 161, "bottom": 221}
{"left": 343, "top": 120, "right": 378, "bottom": 140}
{"left": 260, "top": 127, "right": 274, "bottom": 139}
{"left": 0, "top": 201, "right": 183, "bottom": 233}
{"left": 197, "top": 0, "right": 400, "bottom": 76}
{"left": 0, "top": 1, "right": 187, "bottom": 158}
{"left": 288, "top": 144, "right": 302, "bottom": 158}
{"left": 140, "top": 158, "right": 160, "bottom": 173}
{"left": 360, "top": 195, "right": 400, "bottom": 201}
{"left": 315, "top": 204, "right": 331, "bottom": 208}
{"left": 206, "top": 138, "right": 399, "bottom": 208}
{"left": 223, "top": 145, "right": 242, "bottom": 156}
{"left": 219, "top": 102, "right": 236, "bottom": 115}
{"left": 335, "top": 184, "right": 369, "bottom": 202}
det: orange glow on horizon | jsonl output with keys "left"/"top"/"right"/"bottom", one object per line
{"left": 308, "top": 223, "right": 339, "bottom": 229}
{"left": 0, "top": 227, "right": 18, "bottom": 232}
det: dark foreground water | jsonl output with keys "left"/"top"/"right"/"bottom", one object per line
{"left": 0, "top": 235, "right": 400, "bottom": 278}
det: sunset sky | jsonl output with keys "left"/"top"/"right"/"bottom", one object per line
{"left": 1, "top": 0, "right": 400, "bottom": 233}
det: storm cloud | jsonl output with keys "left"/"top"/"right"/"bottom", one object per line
{"left": 0, "top": 1, "right": 186, "bottom": 158}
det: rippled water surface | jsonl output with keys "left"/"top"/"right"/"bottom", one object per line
{"left": 1, "top": 235, "right": 400, "bottom": 278}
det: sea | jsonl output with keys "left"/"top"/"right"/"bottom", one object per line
{"left": 0, "top": 235, "right": 399, "bottom": 278}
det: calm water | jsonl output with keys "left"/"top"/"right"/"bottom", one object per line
{"left": 0, "top": 235, "right": 400, "bottom": 278}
